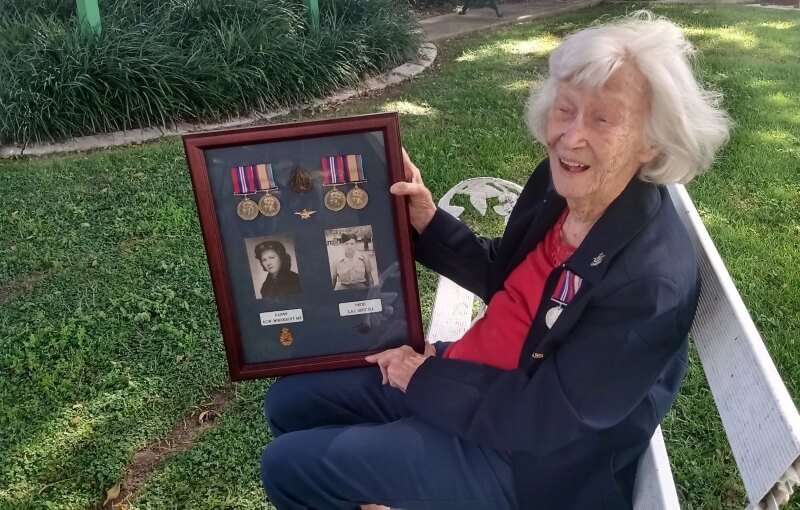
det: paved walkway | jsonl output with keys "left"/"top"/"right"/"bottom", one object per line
{"left": 422, "top": 0, "right": 602, "bottom": 42}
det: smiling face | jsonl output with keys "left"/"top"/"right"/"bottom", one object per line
{"left": 545, "top": 62, "right": 659, "bottom": 213}
{"left": 259, "top": 249, "right": 281, "bottom": 275}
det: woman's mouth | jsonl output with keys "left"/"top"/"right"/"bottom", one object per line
{"left": 559, "top": 158, "right": 590, "bottom": 173}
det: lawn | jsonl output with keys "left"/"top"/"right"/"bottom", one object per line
{"left": 1, "top": 3, "right": 799, "bottom": 510}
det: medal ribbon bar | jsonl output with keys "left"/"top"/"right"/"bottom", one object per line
{"left": 255, "top": 163, "right": 277, "bottom": 191}
{"left": 322, "top": 156, "right": 347, "bottom": 185}
{"left": 345, "top": 154, "right": 366, "bottom": 183}
{"left": 231, "top": 165, "right": 257, "bottom": 195}
{"left": 550, "top": 269, "right": 581, "bottom": 306}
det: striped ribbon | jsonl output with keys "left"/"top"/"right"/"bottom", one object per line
{"left": 551, "top": 269, "right": 582, "bottom": 306}
{"left": 231, "top": 165, "right": 256, "bottom": 194}
{"left": 255, "top": 163, "right": 277, "bottom": 190}
{"left": 345, "top": 154, "right": 366, "bottom": 182}
{"left": 322, "top": 154, "right": 366, "bottom": 185}
{"left": 322, "top": 156, "right": 345, "bottom": 185}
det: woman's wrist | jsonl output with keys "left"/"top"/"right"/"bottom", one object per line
{"left": 412, "top": 205, "right": 437, "bottom": 234}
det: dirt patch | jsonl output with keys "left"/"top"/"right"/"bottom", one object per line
{"left": 102, "top": 382, "right": 238, "bottom": 509}
{"left": 0, "top": 271, "right": 46, "bottom": 305}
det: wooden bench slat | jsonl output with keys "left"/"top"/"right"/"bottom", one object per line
{"left": 668, "top": 184, "right": 800, "bottom": 507}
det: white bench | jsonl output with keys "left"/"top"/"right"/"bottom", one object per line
{"left": 426, "top": 178, "right": 800, "bottom": 510}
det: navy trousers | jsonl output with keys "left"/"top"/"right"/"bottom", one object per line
{"left": 261, "top": 366, "right": 517, "bottom": 510}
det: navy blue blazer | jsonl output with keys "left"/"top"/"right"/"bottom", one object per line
{"left": 406, "top": 159, "right": 699, "bottom": 509}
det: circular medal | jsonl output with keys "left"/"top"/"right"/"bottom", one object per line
{"left": 324, "top": 188, "right": 346, "bottom": 212}
{"left": 289, "top": 168, "right": 313, "bottom": 193}
{"left": 545, "top": 306, "right": 562, "bottom": 329}
{"left": 258, "top": 194, "right": 281, "bottom": 217}
{"left": 346, "top": 187, "right": 369, "bottom": 210}
{"left": 236, "top": 197, "right": 259, "bottom": 220}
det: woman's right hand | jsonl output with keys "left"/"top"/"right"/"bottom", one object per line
{"left": 390, "top": 148, "right": 437, "bottom": 234}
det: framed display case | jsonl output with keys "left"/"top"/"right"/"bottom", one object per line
{"left": 183, "top": 112, "right": 424, "bottom": 380}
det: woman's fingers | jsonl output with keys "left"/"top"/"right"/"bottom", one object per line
{"left": 389, "top": 181, "right": 424, "bottom": 197}
{"left": 401, "top": 148, "right": 423, "bottom": 184}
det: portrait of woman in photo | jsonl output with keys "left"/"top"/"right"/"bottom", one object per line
{"left": 254, "top": 240, "right": 301, "bottom": 298}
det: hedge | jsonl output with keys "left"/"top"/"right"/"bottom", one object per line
{"left": 0, "top": 0, "right": 420, "bottom": 145}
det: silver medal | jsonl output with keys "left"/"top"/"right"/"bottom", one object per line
{"left": 545, "top": 306, "right": 562, "bottom": 329}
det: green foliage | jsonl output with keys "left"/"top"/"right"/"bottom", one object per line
{"left": 0, "top": 0, "right": 420, "bottom": 145}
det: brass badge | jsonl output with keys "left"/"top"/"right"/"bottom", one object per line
{"left": 236, "top": 196, "right": 259, "bottom": 220}
{"left": 258, "top": 194, "right": 281, "bottom": 217}
{"left": 289, "top": 168, "right": 313, "bottom": 193}
{"left": 324, "top": 188, "right": 347, "bottom": 212}
{"left": 294, "top": 208, "right": 317, "bottom": 220}
{"left": 346, "top": 186, "right": 369, "bottom": 210}
{"left": 279, "top": 327, "right": 293, "bottom": 346}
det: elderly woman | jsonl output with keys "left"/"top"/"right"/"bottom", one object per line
{"left": 260, "top": 11, "right": 730, "bottom": 510}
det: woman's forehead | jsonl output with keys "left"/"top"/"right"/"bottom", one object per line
{"left": 557, "top": 65, "right": 650, "bottom": 110}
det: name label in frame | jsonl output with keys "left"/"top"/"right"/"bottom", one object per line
{"left": 339, "top": 299, "right": 383, "bottom": 317}
{"left": 260, "top": 308, "right": 304, "bottom": 326}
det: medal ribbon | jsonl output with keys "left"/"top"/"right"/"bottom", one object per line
{"left": 550, "top": 269, "right": 582, "bottom": 306}
{"left": 255, "top": 163, "right": 277, "bottom": 190}
{"left": 231, "top": 165, "right": 256, "bottom": 195}
{"left": 322, "top": 156, "right": 347, "bottom": 185}
{"left": 345, "top": 154, "right": 366, "bottom": 182}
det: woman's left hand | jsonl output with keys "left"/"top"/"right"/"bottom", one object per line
{"left": 365, "top": 345, "right": 431, "bottom": 392}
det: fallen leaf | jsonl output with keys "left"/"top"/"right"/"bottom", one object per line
{"left": 198, "top": 410, "right": 216, "bottom": 425}
{"left": 103, "top": 482, "right": 121, "bottom": 506}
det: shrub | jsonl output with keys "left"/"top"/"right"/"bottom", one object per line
{"left": 0, "top": 0, "right": 420, "bottom": 144}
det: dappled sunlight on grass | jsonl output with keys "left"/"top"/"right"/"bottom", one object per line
{"left": 498, "top": 33, "right": 561, "bottom": 56}
{"left": 683, "top": 26, "right": 757, "bottom": 50}
{"left": 381, "top": 100, "right": 438, "bottom": 116}
{"left": 758, "top": 20, "right": 799, "bottom": 30}
{"left": 456, "top": 33, "right": 561, "bottom": 63}
{"left": 3, "top": 384, "right": 155, "bottom": 506}
{"left": 752, "top": 129, "right": 800, "bottom": 150}
{"left": 502, "top": 79, "right": 535, "bottom": 92}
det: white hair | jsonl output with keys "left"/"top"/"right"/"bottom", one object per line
{"left": 527, "top": 10, "right": 731, "bottom": 185}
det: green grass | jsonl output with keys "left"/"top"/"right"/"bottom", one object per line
{"left": 1, "top": 3, "right": 798, "bottom": 509}
{"left": 0, "top": 0, "right": 419, "bottom": 145}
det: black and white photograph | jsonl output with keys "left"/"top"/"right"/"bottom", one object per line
{"left": 325, "top": 226, "right": 379, "bottom": 291}
{"left": 245, "top": 234, "right": 301, "bottom": 299}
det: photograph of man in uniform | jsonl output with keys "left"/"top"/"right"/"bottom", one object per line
{"left": 325, "top": 227, "right": 378, "bottom": 291}
{"left": 245, "top": 235, "right": 301, "bottom": 299}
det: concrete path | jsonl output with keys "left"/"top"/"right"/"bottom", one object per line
{"left": 422, "top": 0, "right": 602, "bottom": 42}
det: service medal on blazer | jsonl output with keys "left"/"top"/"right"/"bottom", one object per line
{"left": 546, "top": 269, "right": 582, "bottom": 329}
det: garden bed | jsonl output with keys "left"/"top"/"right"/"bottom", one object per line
{"left": 0, "top": 0, "right": 420, "bottom": 145}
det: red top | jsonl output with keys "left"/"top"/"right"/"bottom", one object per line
{"left": 443, "top": 210, "right": 576, "bottom": 370}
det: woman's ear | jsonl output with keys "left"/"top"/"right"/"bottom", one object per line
{"left": 639, "top": 144, "right": 659, "bottom": 165}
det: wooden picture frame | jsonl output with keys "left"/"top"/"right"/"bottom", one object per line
{"left": 183, "top": 113, "right": 424, "bottom": 380}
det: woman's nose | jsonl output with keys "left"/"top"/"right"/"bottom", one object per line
{"left": 561, "top": 116, "right": 588, "bottom": 148}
